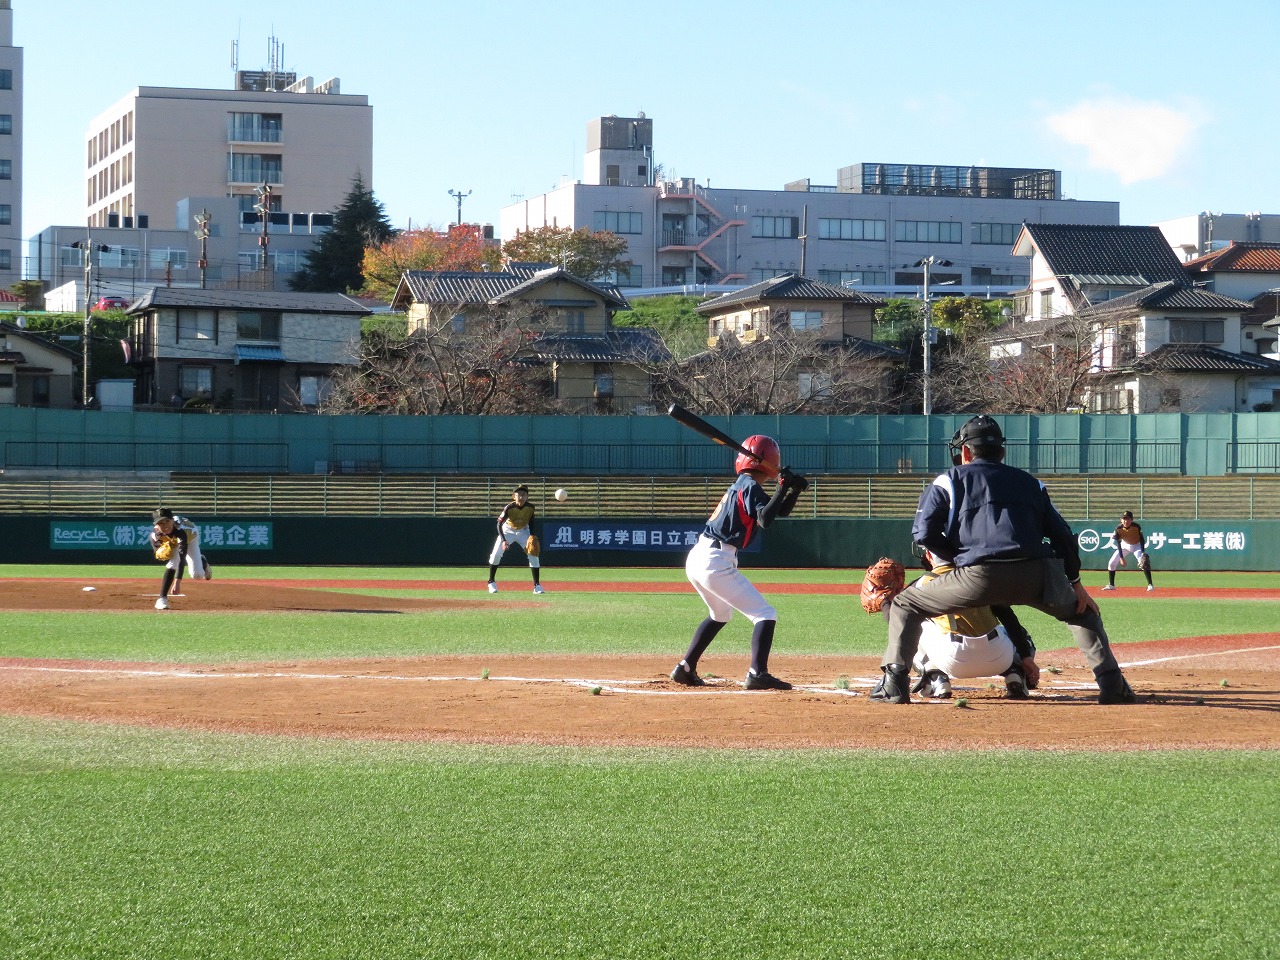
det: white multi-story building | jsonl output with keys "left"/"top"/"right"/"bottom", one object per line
{"left": 501, "top": 115, "right": 1120, "bottom": 298}
{"left": 83, "top": 71, "right": 371, "bottom": 231}
{"left": 0, "top": 0, "right": 22, "bottom": 293}
{"left": 1155, "top": 211, "right": 1280, "bottom": 262}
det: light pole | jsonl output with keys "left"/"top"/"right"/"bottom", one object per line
{"left": 914, "top": 256, "right": 952, "bottom": 415}
{"left": 72, "top": 233, "right": 110, "bottom": 408}
{"left": 194, "top": 209, "right": 211, "bottom": 289}
{"left": 448, "top": 188, "right": 471, "bottom": 226}
{"left": 254, "top": 184, "right": 273, "bottom": 285}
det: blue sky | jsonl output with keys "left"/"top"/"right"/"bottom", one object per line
{"left": 16, "top": 0, "right": 1280, "bottom": 257}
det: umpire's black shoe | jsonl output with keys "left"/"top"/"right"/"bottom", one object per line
{"left": 870, "top": 664, "right": 910, "bottom": 704}
{"left": 1096, "top": 669, "right": 1137, "bottom": 705}
{"left": 670, "top": 662, "right": 706, "bottom": 687}
{"left": 1003, "top": 663, "right": 1030, "bottom": 700}
{"left": 744, "top": 670, "right": 792, "bottom": 691}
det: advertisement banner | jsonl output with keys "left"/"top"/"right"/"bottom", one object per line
{"left": 1075, "top": 521, "right": 1247, "bottom": 566}
{"left": 544, "top": 522, "right": 761, "bottom": 553}
{"left": 50, "top": 521, "right": 274, "bottom": 551}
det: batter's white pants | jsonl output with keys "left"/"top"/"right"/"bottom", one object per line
{"left": 913, "top": 622, "right": 1015, "bottom": 679}
{"left": 489, "top": 525, "right": 540, "bottom": 568}
{"left": 685, "top": 535, "right": 776, "bottom": 624}
{"left": 1107, "top": 541, "right": 1146, "bottom": 571}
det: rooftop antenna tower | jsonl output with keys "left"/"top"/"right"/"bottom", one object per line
{"left": 266, "top": 33, "right": 284, "bottom": 90}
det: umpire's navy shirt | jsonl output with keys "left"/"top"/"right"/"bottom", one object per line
{"left": 912, "top": 457, "right": 1082, "bottom": 580}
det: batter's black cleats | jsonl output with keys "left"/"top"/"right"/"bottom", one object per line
{"left": 670, "top": 662, "right": 706, "bottom": 686}
{"left": 1096, "top": 669, "right": 1137, "bottom": 705}
{"left": 744, "top": 670, "right": 792, "bottom": 691}
{"left": 871, "top": 664, "right": 911, "bottom": 704}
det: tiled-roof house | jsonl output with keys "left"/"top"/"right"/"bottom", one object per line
{"left": 1184, "top": 241, "right": 1280, "bottom": 358}
{"left": 125, "top": 287, "right": 369, "bottom": 411}
{"left": 692, "top": 272, "right": 903, "bottom": 409}
{"left": 0, "top": 320, "right": 80, "bottom": 408}
{"left": 390, "top": 264, "right": 667, "bottom": 413}
{"left": 1007, "top": 225, "right": 1280, "bottom": 412}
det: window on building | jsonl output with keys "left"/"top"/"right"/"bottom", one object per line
{"left": 1168, "top": 318, "right": 1224, "bottom": 344}
{"left": 818, "top": 269, "right": 887, "bottom": 287}
{"left": 148, "top": 249, "right": 187, "bottom": 271}
{"left": 1039, "top": 290, "right": 1053, "bottom": 318}
{"left": 31, "top": 375, "right": 50, "bottom": 406}
{"left": 236, "top": 311, "right": 281, "bottom": 341}
{"left": 0, "top": 205, "right": 9, "bottom": 226}
{"left": 299, "top": 375, "right": 328, "bottom": 407}
{"left": 605, "top": 164, "right": 621, "bottom": 186}
{"left": 0, "top": 250, "right": 10, "bottom": 270}
{"left": 612, "top": 264, "right": 643, "bottom": 287}
{"left": 0, "top": 115, "right": 11, "bottom": 135}
{"left": 0, "top": 372, "right": 12, "bottom": 387}
{"left": 662, "top": 267, "right": 688, "bottom": 285}
{"left": 593, "top": 210, "right": 643, "bottom": 234}
{"left": 894, "top": 220, "right": 962, "bottom": 243}
{"left": 177, "top": 309, "right": 218, "bottom": 342}
{"left": 0, "top": 70, "right": 11, "bottom": 90}
{"left": 272, "top": 250, "right": 306, "bottom": 273}
{"left": 971, "top": 223, "right": 1020, "bottom": 245}
{"left": 798, "top": 372, "right": 832, "bottom": 400}
{"left": 228, "top": 153, "right": 283, "bottom": 184}
{"left": 749, "top": 267, "right": 791, "bottom": 283}
{"left": 562, "top": 310, "right": 586, "bottom": 334}
{"left": 179, "top": 366, "right": 214, "bottom": 396}
{"left": 0, "top": 159, "right": 11, "bottom": 180}
{"left": 790, "top": 310, "right": 824, "bottom": 331}
{"left": 593, "top": 365, "right": 614, "bottom": 398}
{"left": 751, "top": 216, "right": 799, "bottom": 239}
{"left": 817, "top": 218, "right": 886, "bottom": 241}
{"left": 228, "top": 113, "right": 283, "bottom": 143}
{"left": 970, "top": 266, "right": 1029, "bottom": 287}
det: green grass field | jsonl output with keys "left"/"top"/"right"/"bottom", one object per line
{"left": 2, "top": 566, "right": 1279, "bottom": 959}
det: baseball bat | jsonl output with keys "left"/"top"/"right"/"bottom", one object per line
{"left": 666, "top": 403, "right": 760, "bottom": 462}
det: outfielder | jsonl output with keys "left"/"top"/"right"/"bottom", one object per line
{"left": 1103, "top": 511, "right": 1153, "bottom": 591}
{"left": 670, "top": 435, "right": 807, "bottom": 691}
{"left": 487, "top": 484, "right": 543, "bottom": 594}
{"left": 149, "top": 508, "right": 212, "bottom": 610}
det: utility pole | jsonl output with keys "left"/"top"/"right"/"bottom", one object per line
{"left": 194, "top": 209, "right": 211, "bottom": 289}
{"left": 914, "top": 256, "right": 953, "bottom": 416}
{"left": 72, "top": 232, "right": 110, "bottom": 408}
{"left": 254, "top": 183, "right": 273, "bottom": 288}
{"left": 448, "top": 188, "right": 471, "bottom": 226}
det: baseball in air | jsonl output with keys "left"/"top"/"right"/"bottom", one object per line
{"left": 554, "top": 488, "right": 569, "bottom": 502}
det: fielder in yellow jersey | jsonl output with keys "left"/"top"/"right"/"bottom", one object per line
{"left": 487, "top": 484, "right": 543, "bottom": 595}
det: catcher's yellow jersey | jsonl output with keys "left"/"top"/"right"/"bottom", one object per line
{"left": 500, "top": 502, "right": 536, "bottom": 531}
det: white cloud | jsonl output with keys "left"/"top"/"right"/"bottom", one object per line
{"left": 1046, "top": 97, "right": 1202, "bottom": 184}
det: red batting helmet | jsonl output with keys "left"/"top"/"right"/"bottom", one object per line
{"left": 734, "top": 435, "right": 781, "bottom": 479}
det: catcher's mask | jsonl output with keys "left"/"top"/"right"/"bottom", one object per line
{"left": 949, "top": 415, "right": 1005, "bottom": 465}
{"left": 734, "top": 435, "right": 782, "bottom": 480}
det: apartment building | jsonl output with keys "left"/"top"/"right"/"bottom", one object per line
{"left": 83, "top": 71, "right": 371, "bottom": 231}
{"left": 0, "top": 0, "right": 22, "bottom": 293}
{"left": 500, "top": 115, "right": 1120, "bottom": 298}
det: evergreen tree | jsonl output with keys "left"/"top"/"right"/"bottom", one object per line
{"left": 289, "top": 174, "right": 395, "bottom": 293}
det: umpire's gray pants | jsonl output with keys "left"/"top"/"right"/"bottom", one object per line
{"left": 883, "top": 558, "right": 1119, "bottom": 677}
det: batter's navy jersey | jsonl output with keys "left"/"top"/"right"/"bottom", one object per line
{"left": 703, "top": 473, "right": 771, "bottom": 549}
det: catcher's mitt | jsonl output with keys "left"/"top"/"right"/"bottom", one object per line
{"left": 525, "top": 535, "right": 541, "bottom": 558}
{"left": 154, "top": 536, "right": 178, "bottom": 562}
{"left": 860, "top": 557, "right": 906, "bottom": 614}
{"left": 1138, "top": 553, "right": 1151, "bottom": 572}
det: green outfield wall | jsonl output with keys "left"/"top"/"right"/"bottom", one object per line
{"left": 10, "top": 516, "right": 1280, "bottom": 571}
{"left": 4, "top": 408, "right": 1280, "bottom": 476}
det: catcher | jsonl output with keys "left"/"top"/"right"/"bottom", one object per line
{"left": 1103, "top": 511, "right": 1154, "bottom": 592}
{"left": 487, "top": 484, "right": 543, "bottom": 594}
{"left": 862, "top": 553, "right": 1038, "bottom": 699}
{"left": 149, "top": 508, "right": 212, "bottom": 611}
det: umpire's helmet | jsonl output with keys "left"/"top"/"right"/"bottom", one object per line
{"left": 735, "top": 435, "right": 782, "bottom": 480}
{"left": 949, "top": 415, "right": 1005, "bottom": 464}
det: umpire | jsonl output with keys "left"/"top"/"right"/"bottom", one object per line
{"left": 872, "top": 415, "right": 1137, "bottom": 705}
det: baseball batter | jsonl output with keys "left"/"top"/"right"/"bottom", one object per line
{"left": 670, "top": 435, "right": 807, "bottom": 691}
{"left": 1103, "top": 511, "right": 1153, "bottom": 591}
{"left": 487, "top": 484, "right": 543, "bottom": 594}
{"left": 149, "top": 508, "right": 211, "bottom": 610}
{"left": 910, "top": 553, "right": 1039, "bottom": 699}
